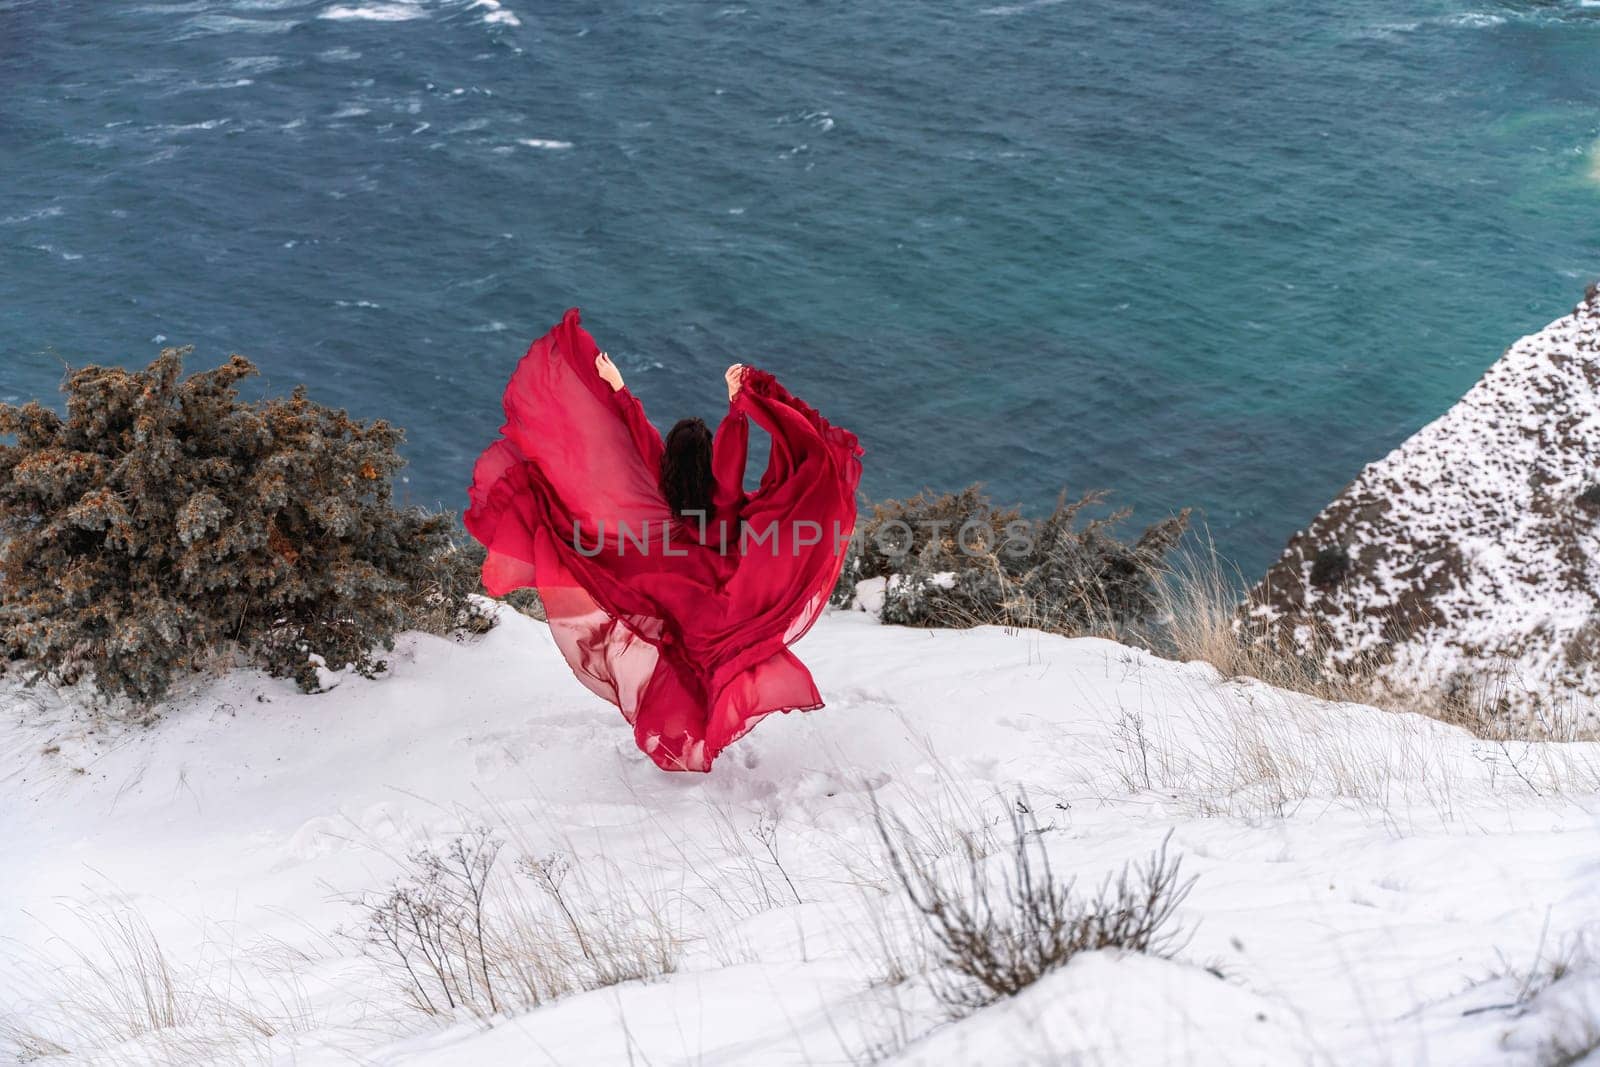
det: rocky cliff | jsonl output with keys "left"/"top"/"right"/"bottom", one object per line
{"left": 1250, "top": 285, "right": 1600, "bottom": 719}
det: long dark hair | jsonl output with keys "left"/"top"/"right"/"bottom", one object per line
{"left": 660, "top": 417, "right": 715, "bottom": 518}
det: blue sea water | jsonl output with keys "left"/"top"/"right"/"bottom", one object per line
{"left": 2, "top": 0, "right": 1597, "bottom": 576}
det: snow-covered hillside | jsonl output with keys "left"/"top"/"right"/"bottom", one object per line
{"left": 1251, "top": 286, "right": 1600, "bottom": 721}
{"left": 5, "top": 607, "right": 1600, "bottom": 1065}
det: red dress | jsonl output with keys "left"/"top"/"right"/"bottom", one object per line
{"left": 465, "top": 309, "right": 864, "bottom": 772}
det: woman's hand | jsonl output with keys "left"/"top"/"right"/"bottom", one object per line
{"left": 596, "top": 352, "right": 624, "bottom": 392}
{"left": 725, "top": 363, "right": 745, "bottom": 402}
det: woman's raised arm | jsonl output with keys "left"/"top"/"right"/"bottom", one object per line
{"left": 596, "top": 351, "right": 664, "bottom": 470}
{"left": 732, "top": 366, "right": 863, "bottom": 500}
{"left": 712, "top": 364, "right": 750, "bottom": 514}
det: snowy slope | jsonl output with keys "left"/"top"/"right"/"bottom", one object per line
{"left": 4, "top": 607, "right": 1600, "bottom": 1065}
{"left": 1251, "top": 286, "right": 1600, "bottom": 720}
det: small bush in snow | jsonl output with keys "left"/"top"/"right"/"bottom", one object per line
{"left": 352, "top": 830, "right": 679, "bottom": 1019}
{"left": 0, "top": 349, "right": 481, "bottom": 705}
{"left": 358, "top": 831, "right": 507, "bottom": 1017}
{"left": 875, "top": 798, "right": 1194, "bottom": 1015}
{"left": 837, "top": 484, "right": 1189, "bottom": 640}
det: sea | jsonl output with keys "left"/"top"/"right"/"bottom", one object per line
{"left": 2, "top": 0, "right": 1598, "bottom": 576}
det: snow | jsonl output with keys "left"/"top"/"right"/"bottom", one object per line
{"left": 5, "top": 607, "right": 1600, "bottom": 1064}
{"left": 1252, "top": 290, "right": 1600, "bottom": 722}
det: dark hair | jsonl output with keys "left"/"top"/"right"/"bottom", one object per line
{"left": 660, "top": 417, "right": 715, "bottom": 518}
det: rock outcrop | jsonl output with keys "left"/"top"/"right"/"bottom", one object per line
{"left": 1250, "top": 286, "right": 1600, "bottom": 719}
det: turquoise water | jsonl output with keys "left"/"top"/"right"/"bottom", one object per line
{"left": 3, "top": 0, "right": 1597, "bottom": 575}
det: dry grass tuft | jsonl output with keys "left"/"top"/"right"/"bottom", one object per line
{"left": 1159, "top": 545, "right": 1375, "bottom": 706}
{"left": 1157, "top": 543, "right": 1600, "bottom": 744}
{"left": 349, "top": 828, "right": 679, "bottom": 1020}
{"left": 0, "top": 898, "right": 316, "bottom": 1064}
{"left": 873, "top": 795, "right": 1194, "bottom": 1016}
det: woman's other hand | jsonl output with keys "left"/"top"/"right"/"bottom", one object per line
{"left": 725, "top": 363, "right": 745, "bottom": 402}
{"left": 596, "top": 352, "right": 624, "bottom": 392}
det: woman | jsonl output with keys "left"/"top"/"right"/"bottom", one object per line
{"left": 465, "top": 309, "right": 863, "bottom": 772}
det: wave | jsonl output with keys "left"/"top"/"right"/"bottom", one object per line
{"left": 319, "top": 3, "right": 426, "bottom": 21}
{"left": 518, "top": 138, "right": 573, "bottom": 150}
{"left": 1353, "top": 4, "right": 1599, "bottom": 39}
{"left": 469, "top": 0, "right": 520, "bottom": 26}
{"left": 979, "top": 0, "right": 1068, "bottom": 15}
{"left": 156, "top": 118, "right": 232, "bottom": 133}
{"left": 776, "top": 109, "right": 834, "bottom": 134}
{"left": 1, "top": 206, "right": 63, "bottom": 226}
{"left": 177, "top": 13, "right": 300, "bottom": 36}
{"left": 312, "top": 1, "right": 521, "bottom": 29}
{"left": 225, "top": 55, "right": 291, "bottom": 74}
{"left": 180, "top": 77, "right": 257, "bottom": 91}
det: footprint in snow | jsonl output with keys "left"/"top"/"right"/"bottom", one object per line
{"left": 793, "top": 768, "right": 890, "bottom": 799}
{"left": 276, "top": 802, "right": 408, "bottom": 867}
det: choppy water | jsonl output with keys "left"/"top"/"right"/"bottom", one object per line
{"left": 3, "top": 0, "right": 1598, "bottom": 574}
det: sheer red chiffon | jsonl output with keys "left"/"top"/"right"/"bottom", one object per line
{"left": 464, "top": 309, "right": 863, "bottom": 771}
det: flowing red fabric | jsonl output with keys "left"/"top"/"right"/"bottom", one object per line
{"left": 464, "top": 309, "right": 864, "bottom": 772}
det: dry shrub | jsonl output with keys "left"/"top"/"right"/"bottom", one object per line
{"left": 874, "top": 797, "right": 1194, "bottom": 1016}
{"left": 0, "top": 349, "right": 486, "bottom": 706}
{"left": 837, "top": 484, "right": 1189, "bottom": 641}
{"left": 351, "top": 829, "right": 678, "bottom": 1019}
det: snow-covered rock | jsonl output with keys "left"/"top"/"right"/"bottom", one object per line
{"left": 1251, "top": 286, "right": 1600, "bottom": 720}
{"left": 3, "top": 608, "right": 1599, "bottom": 1064}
